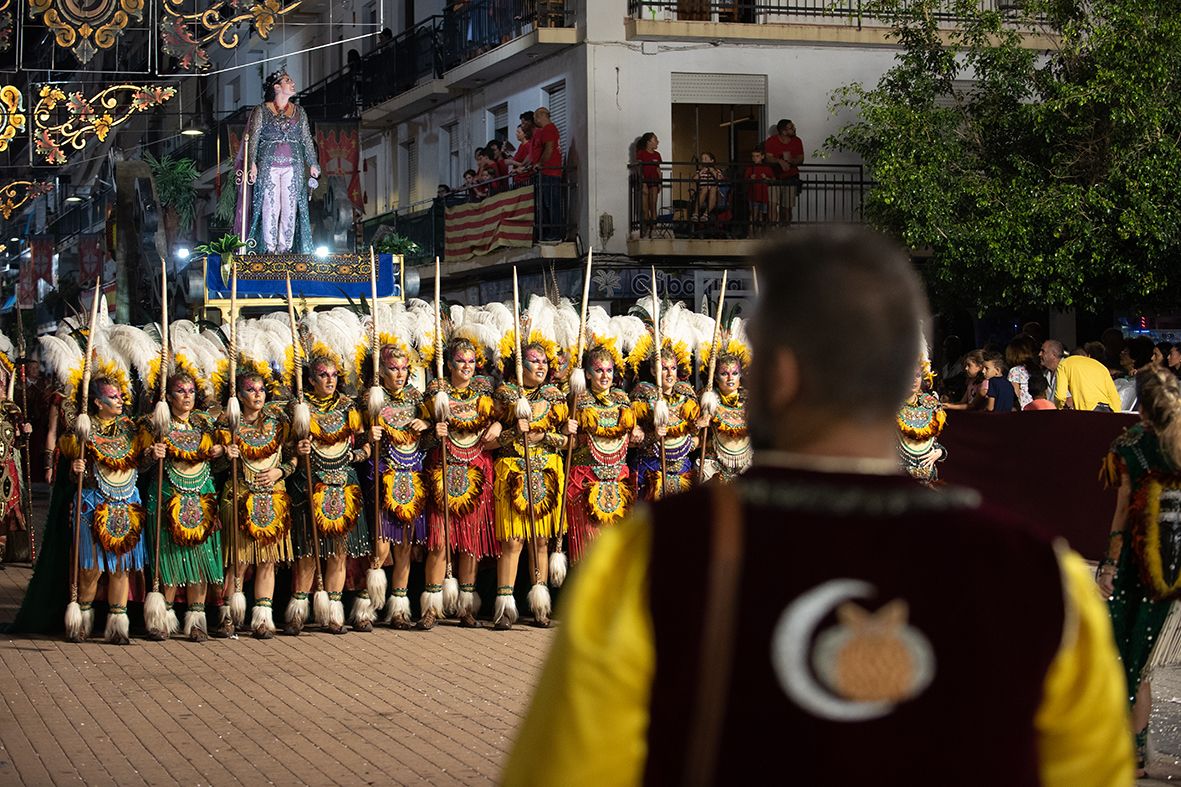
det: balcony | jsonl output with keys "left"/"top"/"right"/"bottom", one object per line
{"left": 333, "top": 1, "right": 580, "bottom": 128}
{"left": 362, "top": 168, "right": 579, "bottom": 278}
{"left": 625, "top": 0, "right": 1055, "bottom": 48}
{"left": 626, "top": 160, "right": 870, "bottom": 256}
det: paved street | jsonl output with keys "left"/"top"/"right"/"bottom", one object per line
{"left": 0, "top": 560, "right": 551, "bottom": 786}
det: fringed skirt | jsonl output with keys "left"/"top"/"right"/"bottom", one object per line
{"left": 218, "top": 482, "right": 294, "bottom": 567}
{"left": 75, "top": 486, "right": 148, "bottom": 574}
{"left": 565, "top": 464, "right": 632, "bottom": 564}
{"left": 635, "top": 439, "right": 695, "bottom": 502}
{"left": 288, "top": 466, "right": 371, "bottom": 560}
{"left": 144, "top": 472, "right": 223, "bottom": 587}
{"left": 427, "top": 448, "right": 497, "bottom": 558}
{"left": 362, "top": 455, "right": 429, "bottom": 546}
{"left": 493, "top": 452, "right": 566, "bottom": 542}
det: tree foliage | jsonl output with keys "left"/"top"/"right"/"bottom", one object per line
{"left": 826, "top": 0, "right": 1181, "bottom": 311}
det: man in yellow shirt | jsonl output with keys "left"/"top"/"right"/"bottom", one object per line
{"left": 505, "top": 228, "right": 1132, "bottom": 787}
{"left": 1048, "top": 340, "right": 1122, "bottom": 411}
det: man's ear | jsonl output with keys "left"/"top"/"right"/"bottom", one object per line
{"left": 769, "top": 347, "right": 800, "bottom": 412}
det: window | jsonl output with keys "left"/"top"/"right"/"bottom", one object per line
{"left": 543, "top": 80, "right": 567, "bottom": 155}
{"left": 489, "top": 103, "right": 509, "bottom": 142}
{"left": 443, "top": 121, "right": 461, "bottom": 189}
{"left": 405, "top": 138, "right": 419, "bottom": 204}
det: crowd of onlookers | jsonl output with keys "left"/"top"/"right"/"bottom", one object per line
{"left": 934, "top": 322, "right": 1178, "bottom": 413}
{"left": 435, "top": 107, "right": 565, "bottom": 241}
{"left": 632, "top": 118, "right": 806, "bottom": 239}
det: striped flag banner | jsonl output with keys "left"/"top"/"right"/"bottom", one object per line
{"left": 445, "top": 186, "right": 534, "bottom": 261}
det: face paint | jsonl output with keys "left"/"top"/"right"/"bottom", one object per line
{"left": 523, "top": 349, "right": 548, "bottom": 385}
{"left": 660, "top": 358, "right": 678, "bottom": 389}
{"left": 717, "top": 362, "right": 741, "bottom": 394}
{"left": 311, "top": 363, "right": 338, "bottom": 395}
{"left": 590, "top": 360, "right": 614, "bottom": 392}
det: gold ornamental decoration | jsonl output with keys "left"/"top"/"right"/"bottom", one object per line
{"left": 0, "top": 181, "right": 53, "bottom": 219}
{"left": 0, "top": 86, "right": 24, "bottom": 151}
{"left": 33, "top": 83, "right": 176, "bottom": 164}
{"left": 27, "top": 0, "right": 145, "bottom": 64}
{"left": 0, "top": 0, "right": 14, "bottom": 52}
{"left": 161, "top": 0, "right": 301, "bottom": 71}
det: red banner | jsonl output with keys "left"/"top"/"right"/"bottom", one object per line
{"left": 315, "top": 124, "right": 362, "bottom": 212}
{"left": 445, "top": 186, "right": 535, "bottom": 261}
{"left": 79, "top": 233, "right": 104, "bottom": 283}
{"left": 30, "top": 236, "right": 53, "bottom": 286}
{"left": 16, "top": 259, "right": 35, "bottom": 309}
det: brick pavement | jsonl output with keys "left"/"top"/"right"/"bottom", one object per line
{"left": 0, "top": 560, "right": 553, "bottom": 786}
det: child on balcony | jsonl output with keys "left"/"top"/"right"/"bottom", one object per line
{"left": 690, "top": 152, "right": 724, "bottom": 223}
{"left": 745, "top": 147, "right": 774, "bottom": 237}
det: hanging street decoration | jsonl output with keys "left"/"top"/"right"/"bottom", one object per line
{"left": 33, "top": 83, "right": 176, "bottom": 164}
{"left": 160, "top": 0, "right": 301, "bottom": 71}
{"left": 0, "top": 85, "right": 24, "bottom": 151}
{"left": 0, "top": 0, "right": 13, "bottom": 52}
{"left": 0, "top": 180, "right": 53, "bottom": 219}
{"left": 27, "top": 0, "right": 145, "bottom": 64}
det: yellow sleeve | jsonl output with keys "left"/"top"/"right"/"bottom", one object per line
{"left": 1035, "top": 547, "right": 1134, "bottom": 787}
{"left": 1054, "top": 362, "right": 1069, "bottom": 408}
{"left": 1105, "top": 374, "right": 1123, "bottom": 413}
{"left": 502, "top": 513, "right": 654, "bottom": 787}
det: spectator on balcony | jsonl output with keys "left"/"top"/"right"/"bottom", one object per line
{"left": 462, "top": 168, "right": 487, "bottom": 202}
{"left": 690, "top": 152, "right": 724, "bottom": 224}
{"left": 474, "top": 147, "right": 500, "bottom": 194}
{"left": 486, "top": 139, "right": 510, "bottom": 189}
{"left": 531, "top": 106, "right": 563, "bottom": 242}
{"left": 635, "top": 132, "right": 662, "bottom": 239}
{"left": 510, "top": 124, "right": 533, "bottom": 188}
{"left": 377, "top": 27, "right": 393, "bottom": 47}
{"left": 764, "top": 119, "right": 804, "bottom": 226}
{"left": 744, "top": 146, "right": 774, "bottom": 237}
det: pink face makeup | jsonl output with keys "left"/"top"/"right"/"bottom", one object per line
{"left": 241, "top": 380, "right": 266, "bottom": 396}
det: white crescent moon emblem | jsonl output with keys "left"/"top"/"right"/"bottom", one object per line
{"left": 770, "top": 579, "right": 894, "bottom": 722}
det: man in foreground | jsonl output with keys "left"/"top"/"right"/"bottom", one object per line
{"left": 504, "top": 227, "right": 1131, "bottom": 786}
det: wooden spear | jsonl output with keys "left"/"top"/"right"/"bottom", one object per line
{"left": 651, "top": 267, "right": 668, "bottom": 499}
{"left": 433, "top": 257, "right": 455, "bottom": 585}
{"left": 226, "top": 247, "right": 245, "bottom": 626}
{"left": 143, "top": 254, "right": 172, "bottom": 639}
{"left": 552, "top": 247, "right": 592, "bottom": 586}
{"left": 64, "top": 274, "right": 103, "bottom": 640}
{"left": 698, "top": 270, "right": 728, "bottom": 482}
{"left": 14, "top": 305, "right": 33, "bottom": 562}
{"left": 512, "top": 267, "right": 541, "bottom": 584}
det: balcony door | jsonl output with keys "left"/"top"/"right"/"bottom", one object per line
{"left": 669, "top": 72, "right": 766, "bottom": 203}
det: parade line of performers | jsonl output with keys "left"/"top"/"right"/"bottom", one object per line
{"left": 11, "top": 292, "right": 770, "bottom": 644}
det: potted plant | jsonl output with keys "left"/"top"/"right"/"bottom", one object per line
{"left": 374, "top": 233, "right": 422, "bottom": 257}
{"left": 145, "top": 152, "right": 199, "bottom": 247}
{"left": 195, "top": 234, "right": 245, "bottom": 287}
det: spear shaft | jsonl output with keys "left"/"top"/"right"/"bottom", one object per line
{"left": 698, "top": 270, "right": 728, "bottom": 481}
{"left": 513, "top": 267, "right": 541, "bottom": 583}
{"left": 15, "top": 305, "right": 33, "bottom": 562}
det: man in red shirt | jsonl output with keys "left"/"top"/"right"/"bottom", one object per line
{"left": 763, "top": 118, "right": 804, "bottom": 226}
{"left": 530, "top": 106, "right": 564, "bottom": 241}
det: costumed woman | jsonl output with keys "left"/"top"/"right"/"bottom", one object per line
{"left": 696, "top": 317, "right": 752, "bottom": 484}
{"left": 217, "top": 321, "right": 295, "bottom": 639}
{"left": 563, "top": 312, "right": 636, "bottom": 565}
{"left": 492, "top": 296, "right": 568, "bottom": 629}
{"left": 1098, "top": 367, "right": 1181, "bottom": 777}
{"left": 422, "top": 320, "right": 501, "bottom": 629}
{"left": 897, "top": 340, "right": 947, "bottom": 485}
{"left": 141, "top": 321, "right": 226, "bottom": 642}
{"left": 359, "top": 302, "right": 431, "bottom": 630}
{"left": 287, "top": 309, "right": 369, "bottom": 635}
{"left": 237, "top": 69, "right": 320, "bottom": 255}
{"left": 629, "top": 300, "right": 701, "bottom": 501}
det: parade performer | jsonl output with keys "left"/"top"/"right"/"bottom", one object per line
{"left": 492, "top": 285, "right": 568, "bottom": 629}
{"left": 897, "top": 338, "right": 946, "bottom": 485}
{"left": 696, "top": 317, "right": 752, "bottom": 484}
{"left": 1099, "top": 367, "right": 1181, "bottom": 776}
{"left": 288, "top": 308, "right": 370, "bottom": 635}
{"left": 421, "top": 310, "right": 502, "bottom": 629}
{"left": 38, "top": 293, "right": 147, "bottom": 644}
{"left": 563, "top": 312, "right": 636, "bottom": 564}
{"left": 237, "top": 68, "right": 320, "bottom": 255}
{"left": 629, "top": 299, "right": 702, "bottom": 500}
{"left": 142, "top": 324, "right": 227, "bottom": 642}
{"left": 0, "top": 333, "right": 31, "bottom": 561}
{"left": 359, "top": 301, "right": 432, "bottom": 630}
{"left": 217, "top": 321, "right": 295, "bottom": 638}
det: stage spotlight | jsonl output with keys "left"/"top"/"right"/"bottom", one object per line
{"left": 314, "top": 246, "right": 330, "bottom": 259}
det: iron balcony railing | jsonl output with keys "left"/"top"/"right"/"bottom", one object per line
{"left": 627, "top": 160, "right": 871, "bottom": 239}
{"left": 304, "top": 1, "right": 575, "bottom": 118}
{"left": 627, "top": 0, "right": 1026, "bottom": 27}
